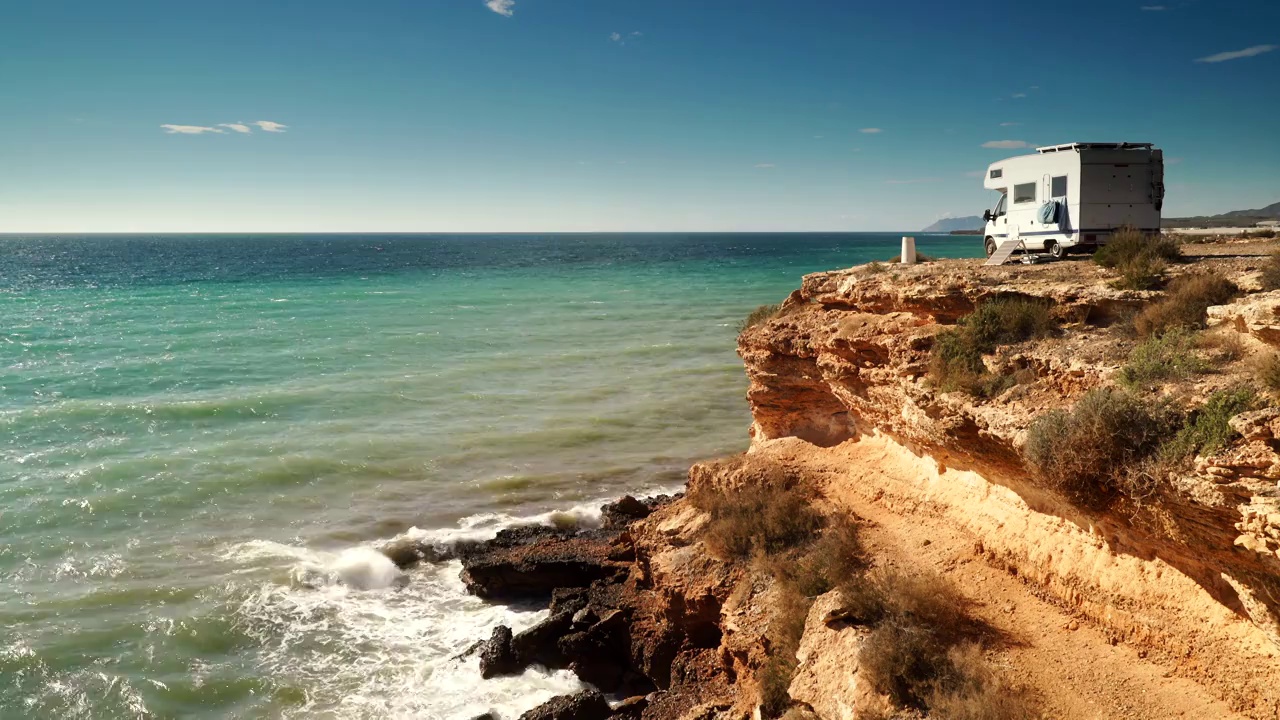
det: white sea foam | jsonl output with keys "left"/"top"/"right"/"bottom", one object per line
{"left": 221, "top": 490, "right": 682, "bottom": 718}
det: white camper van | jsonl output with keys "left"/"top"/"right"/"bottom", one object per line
{"left": 982, "top": 142, "right": 1164, "bottom": 259}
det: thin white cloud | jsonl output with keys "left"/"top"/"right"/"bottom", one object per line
{"left": 1141, "top": 5, "right": 1166, "bottom": 10}
{"left": 252, "top": 120, "right": 288, "bottom": 133}
{"left": 161, "top": 124, "right": 225, "bottom": 135}
{"left": 630, "top": 31, "right": 642, "bottom": 37}
{"left": 485, "top": 0, "right": 514, "bottom": 16}
{"left": 219, "top": 123, "right": 252, "bottom": 134}
{"left": 885, "top": 177, "right": 940, "bottom": 185}
{"left": 999, "top": 122, "right": 1021, "bottom": 127}
{"left": 754, "top": 163, "right": 776, "bottom": 168}
{"left": 1012, "top": 92, "right": 1027, "bottom": 98}
{"left": 859, "top": 128, "right": 882, "bottom": 134}
{"left": 610, "top": 31, "right": 642, "bottom": 45}
{"left": 609, "top": 32, "right": 621, "bottom": 42}
{"left": 1195, "top": 44, "right": 1276, "bottom": 63}
{"left": 982, "top": 140, "right": 1032, "bottom": 149}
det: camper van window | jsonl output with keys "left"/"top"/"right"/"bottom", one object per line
{"left": 1051, "top": 175, "right": 1067, "bottom": 197}
{"left": 1013, "top": 183, "right": 1036, "bottom": 204}
{"left": 989, "top": 168, "right": 1003, "bottom": 179}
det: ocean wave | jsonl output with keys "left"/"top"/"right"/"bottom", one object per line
{"left": 217, "top": 488, "right": 681, "bottom": 718}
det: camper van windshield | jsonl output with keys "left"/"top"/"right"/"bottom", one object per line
{"left": 993, "top": 193, "right": 1006, "bottom": 216}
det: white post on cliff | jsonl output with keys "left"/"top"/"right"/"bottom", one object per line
{"left": 900, "top": 236, "right": 917, "bottom": 264}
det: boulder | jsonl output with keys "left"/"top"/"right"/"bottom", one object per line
{"left": 478, "top": 625, "right": 519, "bottom": 679}
{"left": 460, "top": 529, "right": 630, "bottom": 601}
{"left": 517, "top": 689, "right": 613, "bottom": 720}
{"left": 602, "top": 495, "right": 652, "bottom": 528}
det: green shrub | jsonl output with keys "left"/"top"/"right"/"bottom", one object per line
{"left": 1260, "top": 252, "right": 1280, "bottom": 291}
{"left": 1114, "top": 253, "right": 1168, "bottom": 290}
{"left": 1119, "top": 327, "right": 1207, "bottom": 389}
{"left": 929, "top": 297, "right": 1054, "bottom": 397}
{"left": 740, "top": 303, "right": 782, "bottom": 332}
{"left": 1093, "top": 228, "right": 1181, "bottom": 270}
{"left": 1159, "top": 387, "right": 1255, "bottom": 465}
{"left": 1133, "top": 272, "right": 1237, "bottom": 338}
{"left": 690, "top": 477, "right": 823, "bottom": 561}
{"left": 1023, "top": 388, "right": 1177, "bottom": 507}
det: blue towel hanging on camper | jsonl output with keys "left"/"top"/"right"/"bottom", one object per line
{"left": 1038, "top": 201, "right": 1060, "bottom": 224}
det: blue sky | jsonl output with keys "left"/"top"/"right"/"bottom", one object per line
{"left": 1, "top": 0, "right": 1277, "bottom": 232}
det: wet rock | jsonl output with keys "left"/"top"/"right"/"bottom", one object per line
{"left": 516, "top": 689, "right": 612, "bottom": 720}
{"left": 602, "top": 495, "right": 651, "bottom": 528}
{"left": 549, "top": 587, "right": 590, "bottom": 616}
{"left": 510, "top": 610, "right": 575, "bottom": 668}
{"left": 460, "top": 530, "right": 629, "bottom": 601}
{"left": 478, "top": 625, "right": 518, "bottom": 679}
{"left": 572, "top": 606, "right": 598, "bottom": 627}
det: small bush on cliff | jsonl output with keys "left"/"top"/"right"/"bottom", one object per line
{"left": 740, "top": 303, "right": 782, "bottom": 333}
{"left": 1023, "top": 388, "right": 1176, "bottom": 508}
{"left": 842, "top": 568, "right": 1029, "bottom": 718}
{"left": 690, "top": 476, "right": 823, "bottom": 561}
{"left": 929, "top": 297, "right": 1054, "bottom": 397}
{"left": 1258, "top": 353, "right": 1280, "bottom": 395}
{"left": 1158, "top": 386, "right": 1255, "bottom": 466}
{"left": 1118, "top": 327, "right": 1207, "bottom": 389}
{"left": 1133, "top": 271, "right": 1238, "bottom": 338}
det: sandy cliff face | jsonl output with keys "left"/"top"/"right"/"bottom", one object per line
{"left": 733, "top": 258, "right": 1280, "bottom": 718}
{"left": 464, "top": 256, "right": 1280, "bottom": 720}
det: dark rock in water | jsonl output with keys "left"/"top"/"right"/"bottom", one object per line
{"left": 510, "top": 610, "right": 574, "bottom": 668}
{"left": 478, "top": 626, "right": 519, "bottom": 679}
{"left": 517, "top": 689, "right": 613, "bottom": 720}
{"left": 469, "top": 714, "right": 498, "bottom": 720}
{"left": 601, "top": 495, "right": 651, "bottom": 528}
{"left": 460, "top": 532, "right": 630, "bottom": 601}
{"left": 560, "top": 607, "right": 632, "bottom": 690}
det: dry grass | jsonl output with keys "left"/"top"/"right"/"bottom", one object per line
{"left": 690, "top": 477, "right": 823, "bottom": 561}
{"left": 929, "top": 297, "right": 1054, "bottom": 397}
{"left": 1023, "top": 388, "right": 1177, "bottom": 508}
{"left": 1258, "top": 353, "right": 1280, "bottom": 395}
{"left": 740, "top": 303, "right": 782, "bottom": 333}
{"left": 759, "top": 585, "right": 811, "bottom": 718}
{"left": 839, "top": 568, "right": 1030, "bottom": 718}
{"left": 1133, "top": 271, "right": 1238, "bottom": 338}
{"left": 1199, "top": 329, "right": 1247, "bottom": 364}
{"left": 1260, "top": 252, "right": 1280, "bottom": 292}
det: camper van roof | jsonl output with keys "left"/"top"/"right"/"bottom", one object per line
{"left": 1036, "top": 142, "right": 1154, "bottom": 154}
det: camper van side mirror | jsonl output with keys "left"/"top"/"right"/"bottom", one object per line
{"left": 982, "top": 210, "right": 992, "bottom": 222}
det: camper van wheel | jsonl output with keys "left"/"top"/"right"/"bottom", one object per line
{"left": 1046, "top": 240, "right": 1065, "bottom": 259}
{"left": 984, "top": 237, "right": 997, "bottom": 257}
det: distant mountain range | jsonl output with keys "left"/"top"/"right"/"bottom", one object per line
{"left": 921, "top": 216, "right": 983, "bottom": 233}
{"left": 1163, "top": 201, "right": 1280, "bottom": 228}
{"left": 923, "top": 202, "right": 1280, "bottom": 232}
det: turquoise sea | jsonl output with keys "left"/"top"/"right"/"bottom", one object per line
{"left": 1, "top": 233, "right": 979, "bottom": 719}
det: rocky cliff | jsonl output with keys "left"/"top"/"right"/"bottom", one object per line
{"left": 443, "top": 253, "right": 1280, "bottom": 720}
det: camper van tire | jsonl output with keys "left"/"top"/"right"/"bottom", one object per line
{"left": 984, "top": 237, "right": 997, "bottom": 258}
{"left": 1046, "top": 240, "right": 1065, "bottom": 259}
